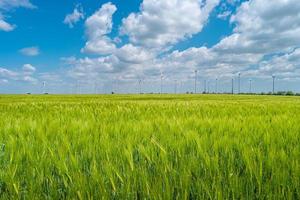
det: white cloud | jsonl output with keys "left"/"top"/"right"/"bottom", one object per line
{"left": 67, "top": 53, "right": 157, "bottom": 81}
{"left": 39, "top": 72, "right": 61, "bottom": 82}
{"left": 116, "top": 44, "right": 155, "bottom": 64}
{"left": 70, "top": 0, "right": 222, "bottom": 82}
{"left": 82, "top": 2, "right": 117, "bottom": 55}
{"left": 0, "top": 64, "right": 38, "bottom": 84}
{"left": 22, "top": 75, "right": 37, "bottom": 83}
{"left": 244, "top": 48, "right": 300, "bottom": 79}
{"left": 0, "top": 18, "right": 14, "bottom": 31}
{"left": 21, "top": 64, "right": 37, "bottom": 83}
{"left": 64, "top": 0, "right": 300, "bottom": 92}
{"left": 2, "top": 0, "right": 300, "bottom": 92}
{"left": 156, "top": 46, "right": 262, "bottom": 80}
{"left": 121, "top": 0, "right": 220, "bottom": 49}
{"left": 215, "top": 0, "right": 300, "bottom": 54}
{"left": 217, "top": 11, "right": 232, "bottom": 20}
{"left": 82, "top": 36, "right": 116, "bottom": 55}
{"left": 22, "top": 64, "right": 36, "bottom": 74}
{"left": 0, "top": 0, "right": 35, "bottom": 10}
{"left": 0, "top": 0, "right": 35, "bottom": 31}
{"left": 202, "top": 0, "right": 300, "bottom": 81}
{"left": 66, "top": 56, "right": 118, "bottom": 80}
{"left": 63, "top": 5, "right": 84, "bottom": 28}
{"left": 70, "top": 0, "right": 221, "bottom": 83}
{"left": 19, "top": 46, "right": 40, "bottom": 56}
{"left": 0, "top": 67, "right": 18, "bottom": 78}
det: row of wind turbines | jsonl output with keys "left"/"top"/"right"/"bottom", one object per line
{"left": 151, "top": 71, "right": 276, "bottom": 95}
{"left": 40, "top": 72, "right": 277, "bottom": 95}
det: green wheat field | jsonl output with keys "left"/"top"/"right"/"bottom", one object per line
{"left": 0, "top": 95, "right": 299, "bottom": 199}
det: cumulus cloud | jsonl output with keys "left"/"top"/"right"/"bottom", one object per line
{"left": 0, "top": 67, "right": 18, "bottom": 78}
{"left": 19, "top": 46, "right": 40, "bottom": 56}
{"left": 69, "top": 0, "right": 221, "bottom": 82}
{"left": 39, "top": 72, "right": 61, "bottom": 82}
{"left": 244, "top": 48, "right": 300, "bottom": 79}
{"left": 2, "top": 0, "right": 300, "bottom": 92}
{"left": 0, "top": 0, "right": 35, "bottom": 31}
{"left": 0, "top": 0, "right": 35, "bottom": 10}
{"left": 66, "top": 56, "right": 118, "bottom": 79}
{"left": 67, "top": 52, "right": 158, "bottom": 82}
{"left": 0, "top": 18, "right": 14, "bottom": 31}
{"left": 63, "top": 4, "right": 84, "bottom": 28}
{"left": 202, "top": 0, "right": 300, "bottom": 80}
{"left": 120, "top": 0, "right": 220, "bottom": 49}
{"left": 115, "top": 44, "right": 155, "bottom": 64}
{"left": 65, "top": 0, "right": 300, "bottom": 92}
{"left": 0, "top": 11, "right": 13, "bottom": 32}
{"left": 22, "top": 76, "right": 37, "bottom": 83}
{"left": 0, "top": 64, "right": 38, "bottom": 83}
{"left": 153, "top": 46, "right": 263, "bottom": 80}
{"left": 81, "top": 2, "right": 117, "bottom": 55}
{"left": 68, "top": 0, "right": 237, "bottom": 82}
{"left": 22, "top": 64, "right": 36, "bottom": 74}
{"left": 215, "top": 0, "right": 300, "bottom": 54}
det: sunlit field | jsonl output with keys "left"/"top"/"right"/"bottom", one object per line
{"left": 0, "top": 95, "right": 299, "bottom": 199}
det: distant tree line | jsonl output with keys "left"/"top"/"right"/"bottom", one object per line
{"left": 259, "top": 91, "right": 300, "bottom": 96}
{"left": 199, "top": 91, "right": 300, "bottom": 96}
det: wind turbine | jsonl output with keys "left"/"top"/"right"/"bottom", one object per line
{"left": 207, "top": 80, "right": 210, "bottom": 94}
{"left": 194, "top": 70, "right": 198, "bottom": 94}
{"left": 238, "top": 72, "right": 241, "bottom": 94}
{"left": 215, "top": 78, "right": 218, "bottom": 94}
{"left": 272, "top": 75, "right": 276, "bottom": 94}
{"left": 249, "top": 79, "right": 252, "bottom": 94}
{"left": 174, "top": 80, "right": 178, "bottom": 94}
{"left": 42, "top": 81, "right": 46, "bottom": 94}
{"left": 180, "top": 81, "right": 183, "bottom": 94}
{"left": 160, "top": 72, "right": 163, "bottom": 94}
{"left": 138, "top": 79, "right": 142, "bottom": 94}
{"left": 231, "top": 78, "right": 234, "bottom": 94}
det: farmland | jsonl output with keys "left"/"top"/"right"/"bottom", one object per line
{"left": 0, "top": 95, "right": 299, "bottom": 199}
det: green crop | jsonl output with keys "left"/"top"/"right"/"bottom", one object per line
{"left": 0, "top": 94, "right": 299, "bottom": 199}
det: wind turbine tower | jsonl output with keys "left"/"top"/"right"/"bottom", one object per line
{"left": 194, "top": 70, "right": 198, "bottom": 94}
{"left": 180, "top": 81, "right": 183, "bottom": 94}
{"left": 249, "top": 79, "right": 252, "bottom": 94}
{"left": 215, "top": 78, "right": 218, "bottom": 94}
{"left": 160, "top": 73, "right": 163, "bottom": 94}
{"left": 139, "top": 79, "right": 142, "bottom": 94}
{"left": 207, "top": 80, "right": 210, "bottom": 94}
{"left": 238, "top": 72, "right": 241, "bottom": 94}
{"left": 272, "top": 75, "right": 276, "bottom": 94}
{"left": 231, "top": 78, "right": 234, "bottom": 94}
{"left": 42, "top": 81, "right": 46, "bottom": 94}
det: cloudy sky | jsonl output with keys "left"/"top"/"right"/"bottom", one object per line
{"left": 0, "top": 0, "right": 300, "bottom": 94}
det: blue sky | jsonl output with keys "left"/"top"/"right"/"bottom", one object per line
{"left": 0, "top": 1, "right": 139, "bottom": 66}
{"left": 1, "top": 0, "right": 300, "bottom": 94}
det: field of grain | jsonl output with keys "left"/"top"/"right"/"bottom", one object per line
{"left": 0, "top": 95, "right": 299, "bottom": 199}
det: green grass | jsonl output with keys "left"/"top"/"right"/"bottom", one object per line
{"left": 0, "top": 94, "right": 299, "bottom": 199}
